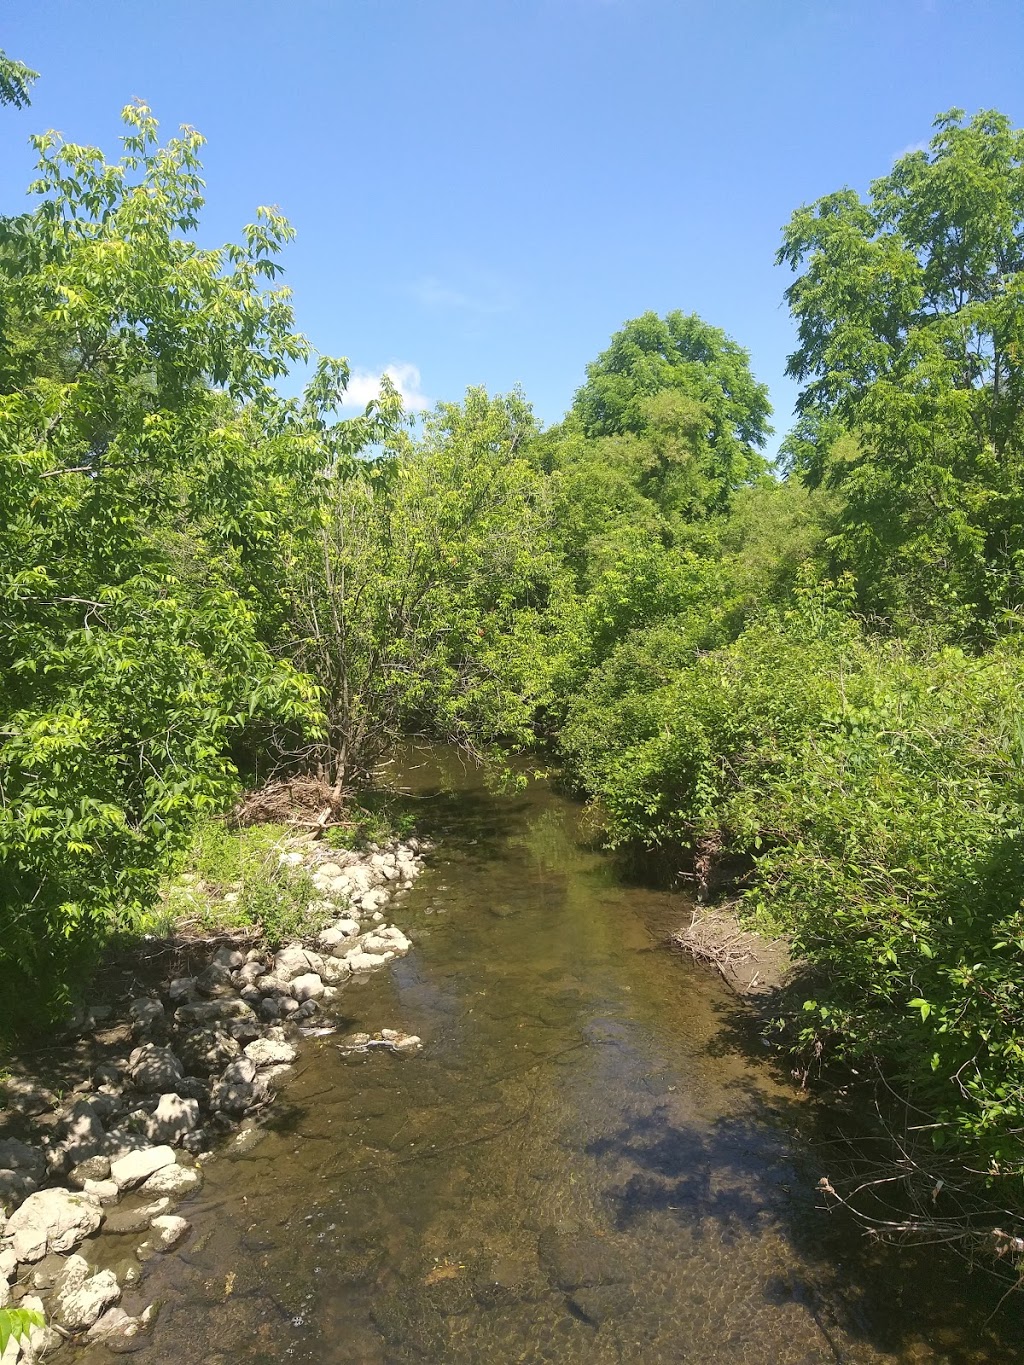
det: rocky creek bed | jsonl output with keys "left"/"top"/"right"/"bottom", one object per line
{"left": 0, "top": 836, "right": 429, "bottom": 1359}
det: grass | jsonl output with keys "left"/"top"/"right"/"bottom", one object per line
{"left": 149, "top": 819, "right": 339, "bottom": 947}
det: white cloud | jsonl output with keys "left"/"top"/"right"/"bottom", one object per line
{"left": 893, "top": 138, "right": 931, "bottom": 162}
{"left": 341, "top": 362, "right": 430, "bottom": 413}
{"left": 413, "top": 270, "right": 515, "bottom": 317}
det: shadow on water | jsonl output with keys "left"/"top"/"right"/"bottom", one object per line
{"left": 71, "top": 747, "right": 1024, "bottom": 1365}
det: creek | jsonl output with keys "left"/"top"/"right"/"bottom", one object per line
{"left": 74, "top": 748, "right": 1024, "bottom": 1363}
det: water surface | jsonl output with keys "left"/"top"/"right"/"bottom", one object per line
{"left": 83, "top": 751, "right": 1023, "bottom": 1363}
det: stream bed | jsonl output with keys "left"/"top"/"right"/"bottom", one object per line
{"left": 75, "top": 750, "right": 1024, "bottom": 1363}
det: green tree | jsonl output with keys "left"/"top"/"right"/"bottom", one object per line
{"left": 0, "top": 104, "right": 322, "bottom": 1019}
{"left": 0, "top": 49, "right": 37, "bottom": 108}
{"left": 779, "top": 108, "right": 1024, "bottom": 636}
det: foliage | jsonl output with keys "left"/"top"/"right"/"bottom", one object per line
{"left": 0, "top": 1308, "right": 44, "bottom": 1354}
{"left": 0, "top": 104, "right": 322, "bottom": 1017}
{"left": 779, "top": 109, "right": 1024, "bottom": 636}
{"left": 0, "top": 50, "right": 37, "bottom": 109}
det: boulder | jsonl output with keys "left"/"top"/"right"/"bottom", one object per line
{"left": 178, "top": 1026, "right": 240, "bottom": 1075}
{"left": 345, "top": 950, "right": 390, "bottom": 973}
{"left": 173, "top": 998, "right": 254, "bottom": 1027}
{"left": 210, "top": 1058, "right": 258, "bottom": 1115}
{"left": 51, "top": 1098, "right": 107, "bottom": 1171}
{"left": 68, "top": 1154, "right": 111, "bottom": 1188}
{"left": 103, "top": 1198, "right": 171, "bottom": 1235}
{"left": 236, "top": 961, "right": 266, "bottom": 987}
{"left": 244, "top": 1038, "right": 296, "bottom": 1067}
{"left": 291, "top": 972, "right": 325, "bottom": 1003}
{"left": 146, "top": 1214, "right": 190, "bottom": 1252}
{"left": 166, "top": 977, "right": 197, "bottom": 1005}
{"left": 195, "top": 963, "right": 234, "bottom": 997}
{"left": 274, "top": 945, "right": 325, "bottom": 982}
{"left": 140, "top": 1162, "right": 202, "bottom": 1198}
{"left": 51, "top": 1253, "right": 121, "bottom": 1331}
{"left": 144, "top": 1094, "right": 199, "bottom": 1145}
{"left": 82, "top": 1178, "right": 120, "bottom": 1205}
{"left": 3, "top": 1187, "right": 104, "bottom": 1262}
{"left": 321, "top": 957, "right": 352, "bottom": 984}
{"left": 128, "top": 1044, "right": 183, "bottom": 1092}
{"left": 110, "top": 1145, "right": 176, "bottom": 1191}
{"left": 87, "top": 1304, "right": 155, "bottom": 1350}
{"left": 128, "top": 997, "right": 165, "bottom": 1036}
{"left": 211, "top": 945, "right": 246, "bottom": 970}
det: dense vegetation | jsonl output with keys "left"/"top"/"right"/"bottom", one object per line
{"left": 3, "top": 56, "right": 1024, "bottom": 1236}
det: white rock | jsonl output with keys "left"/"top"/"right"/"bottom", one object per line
{"left": 344, "top": 950, "right": 390, "bottom": 973}
{"left": 244, "top": 1038, "right": 297, "bottom": 1067}
{"left": 51, "top": 1254, "right": 120, "bottom": 1331}
{"left": 82, "top": 1178, "right": 120, "bottom": 1204}
{"left": 278, "top": 851, "right": 304, "bottom": 868}
{"left": 274, "top": 945, "right": 325, "bottom": 982}
{"left": 140, "top": 1163, "right": 202, "bottom": 1198}
{"left": 3, "top": 1187, "right": 103, "bottom": 1262}
{"left": 291, "top": 972, "right": 325, "bottom": 1003}
{"left": 144, "top": 1094, "right": 200, "bottom": 1145}
{"left": 110, "top": 1145, "right": 176, "bottom": 1191}
{"left": 315, "top": 862, "right": 343, "bottom": 879}
{"left": 320, "top": 958, "right": 352, "bottom": 984}
{"left": 0, "top": 1248, "right": 17, "bottom": 1281}
{"left": 147, "top": 1213, "right": 190, "bottom": 1251}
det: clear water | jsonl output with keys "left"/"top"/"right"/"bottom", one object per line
{"left": 74, "top": 751, "right": 1024, "bottom": 1363}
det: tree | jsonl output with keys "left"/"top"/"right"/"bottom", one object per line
{"left": 571, "top": 310, "right": 772, "bottom": 517}
{"left": 0, "top": 49, "right": 37, "bottom": 109}
{"left": 778, "top": 108, "right": 1024, "bottom": 635}
{"left": 0, "top": 104, "right": 322, "bottom": 1018}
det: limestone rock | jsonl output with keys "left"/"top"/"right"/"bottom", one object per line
{"left": 128, "top": 1044, "right": 183, "bottom": 1092}
{"left": 274, "top": 945, "right": 325, "bottom": 982}
{"left": 173, "top": 998, "right": 254, "bottom": 1027}
{"left": 51, "top": 1253, "right": 121, "bottom": 1331}
{"left": 140, "top": 1162, "right": 202, "bottom": 1198}
{"left": 146, "top": 1214, "right": 190, "bottom": 1252}
{"left": 244, "top": 1038, "right": 296, "bottom": 1067}
{"left": 128, "top": 997, "right": 165, "bottom": 1036}
{"left": 68, "top": 1154, "right": 111, "bottom": 1188}
{"left": 177, "top": 1026, "right": 240, "bottom": 1075}
{"left": 291, "top": 972, "right": 324, "bottom": 1003}
{"left": 143, "top": 1093, "right": 199, "bottom": 1145}
{"left": 110, "top": 1145, "right": 176, "bottom": 1191}
{"left": 4, "top": 1187, "right": 103, "bottom": 1262}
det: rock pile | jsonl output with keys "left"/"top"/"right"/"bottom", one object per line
{"left": 0, "top": 835, "right": 429, "bottom": 1358}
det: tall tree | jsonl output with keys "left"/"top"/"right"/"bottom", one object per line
{"left": 779, "top": 109, "right": 1024, "bottom": 635}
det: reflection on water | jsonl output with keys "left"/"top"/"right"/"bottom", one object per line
{"left": 75, "top": 751, "right": 1024, "bottom": 1362}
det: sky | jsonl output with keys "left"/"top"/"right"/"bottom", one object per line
{"left": 3, "top": 0, "right": 1024, "bottom": 450}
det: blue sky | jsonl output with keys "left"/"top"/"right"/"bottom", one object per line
{"left": 4, "top": 1, "right": 1024, "bottom": 449}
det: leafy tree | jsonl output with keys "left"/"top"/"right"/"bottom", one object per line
{"left": 0, "top": 104, "right": 322, "bottom": 1018}
{"left": 779, "top": 108, "right": 1024, "bottom": 635}
{"left": 0, "top": 49, "right": 37, "bottom": 108}
{"left": 571, "top": 310, "right": 772, "bottom": 517}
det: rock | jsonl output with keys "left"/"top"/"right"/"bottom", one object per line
{"left": 4, "top": 1187, "right": 104, "bottom": 1262}
{"left": 146, "top": 1214, "right": 190, "bottom": 1252}
{"left": 29, "top": 1252, "right": 67, "bottom": 1291}
{"left": 68, "top": 1154, "right": 111, "bottom": 1188}
{"left": 51, "top": 1098, "right": 107, "bottom": 1171}
{"left": 51, "top": 1253, "right": 121, "bottom": 1331}
{"left": 330, "top": 917, "right": 361, "bottom": 942}
{"left": 316, "top": 926, "right": 345, "bottom": 951}
{"left": 274, "top": 945, "right": 325, "bottom": 982}
{"left": 143, "top": 1094, "right": 199, "bottom": 1145}
{"left": 0, "top": 1079, "right": 55, "bottom": 1118}
{"left": 321, "top": 958, "right": 352, "bottom": 984}
{"left": 0, "top": 1169, "right": 38, "bottom": 1216}
{"left": 236, "top": 961, "right": 266, "bottom": 987}
{"left": 140, "top": 1162, "right": 202, "bottom": 1198}
{"left": 291, "top": 972, "right": 325, "bottom": 1003}
{"left": 212, "top": 945, "right": 246, "bottom": 970}
{"left": 128, "top": 997, "right": 165, "bottom": 1036}
{"left": 278, "top": 998, "right": 300, "bottom": 1017}
{"left": 244, "top": 1038, "right": 296, "bottom": 1067}
{"left": 166, "top": 977, "right": 197, "bottom": 1005}
{"left": 86, "top": 1091, "right": 124, "bottom": 1122}
{"left": 259, "top": 997, "right": 280, "bottom": 1021}
{"left": 315, "top": 862, "right": 343, "bottom": 879}
{"left": 173, "top": 998, "right": 254, "bottom": 1026}
{"left": 256, "top": 974, "right": 294, "bottom": 998}
{"left": 128, "top": 1044, "right": 183, "bottom": 1092}
{"left": 103, "top": 1198, "right": 171, "bottom": 1235}
{"left": 177, "top": 1026, "right": 240, "bottom": 1075}
{"left": 210, "top": 1058, "right": 258, "bottom": 1115}
{"left": 345, "top": 950, "right": 390, "bottom": 973}
{"left": 225, "top": 1015, "right": 262, "bottom": 1045}
{"left": 88, "top": 1304, "right": 152, "bottom": 1351}
{"left": 279, "top": 851, "right": 305, "bottom": 868}
{"left": 110, "top": 1145, "right": 176, "bottom": 1191}
{"left": 195, "top": 963, "right": 234, "bottom": 997}
{"left": 567, "top": 1284, "right": 635, "bottom": 1327}
{"left": 0, "top": 1248, "right": 17, "bottom": 1282}
{"left": 82, "top": 1178, "right": 121, "bottom": 1204}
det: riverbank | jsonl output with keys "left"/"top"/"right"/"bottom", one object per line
{"left": 0, "top": 832, "right": 429, "bottom": 1359}
{"left": 672, "top": 904, "right": 794, "bottom": 1001}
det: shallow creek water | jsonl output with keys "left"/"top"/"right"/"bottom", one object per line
{"left": 76, "top": 750, "right": 1023, "bottom": 1363}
